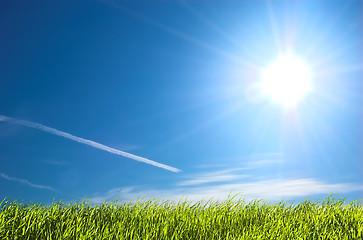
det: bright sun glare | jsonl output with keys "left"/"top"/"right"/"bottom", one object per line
{"left": 261, "top": 54, "right": 312, "bottom": 107}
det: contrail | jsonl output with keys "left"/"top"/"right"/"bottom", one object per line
{"left": 0, "top": 115, "right": 181, "bottom": 172}
{"left": 0, "top": 172, "right": 57, "bottom": 192}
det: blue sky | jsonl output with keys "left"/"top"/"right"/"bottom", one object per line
{"left": 0, "top": 0, "right": 362, "bottom": 205}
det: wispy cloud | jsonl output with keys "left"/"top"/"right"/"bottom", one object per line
{"left": 195, "top": 163, "right": 230, "bottom": 169}
{"left": 90, "top": 177, "right": 362, "bottom": 204}
{"left": 193, "top": 152, "right": 283, "bottom": 170}
{"left": 177, "top": 168, "right": 248, "bottom": 186}
{"left": 42, "top": 160, "right": 69, "bottom": 166}
{"left": 0, "top": 173, "right": 57, "bottom": 192}
{"left": 91, "top": 187, "right": 134, "bottom": 204}
{"left": 246, "top": 152, "right": 284, "bottom": 168}
{"left": 247, "top": 159, "right": 284, "bottom": 168}
{"left": 0, "top": 115, "right": 180, "bottom": 172}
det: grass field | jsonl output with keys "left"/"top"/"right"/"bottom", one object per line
{"left": 0, "top": 194, "right": 362, "bottom": 239}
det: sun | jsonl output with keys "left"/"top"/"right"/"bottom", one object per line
{"left": 261, "top": 54, "right": 312, "bottom": 107}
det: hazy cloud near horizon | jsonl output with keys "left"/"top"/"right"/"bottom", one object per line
{"left": 90, "top": 175, "right": 362, "bottom": 204}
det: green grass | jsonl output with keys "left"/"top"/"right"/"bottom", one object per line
{"left": 0, "top": 194, "right": 362, "bottom": 239}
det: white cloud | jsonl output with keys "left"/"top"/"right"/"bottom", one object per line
{"left": 0, "top": 173, "right": 57, "bottom": 192}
